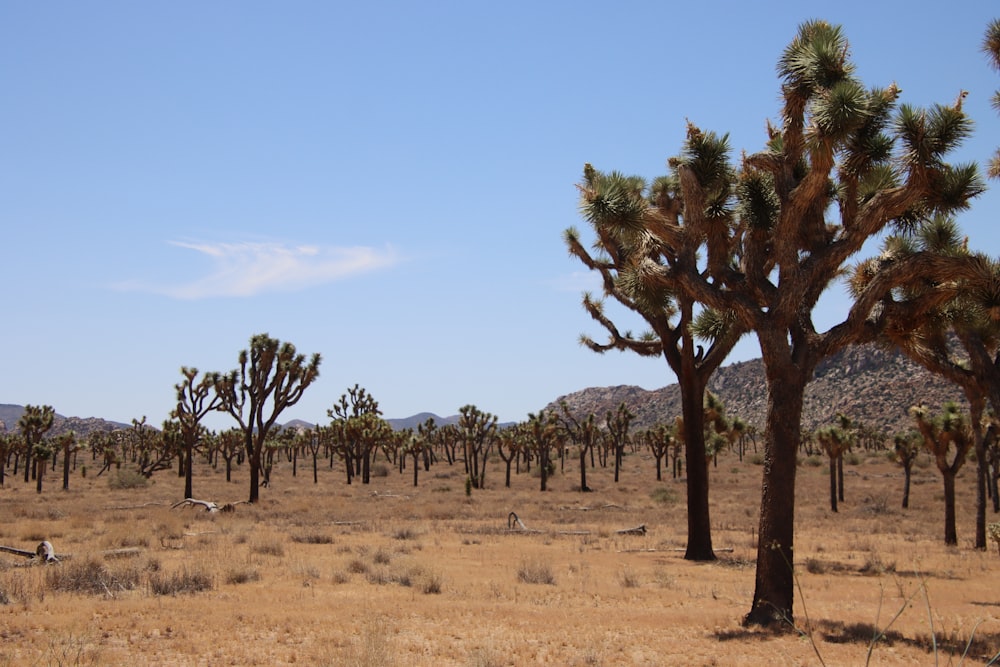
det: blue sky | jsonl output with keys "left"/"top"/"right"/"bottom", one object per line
{"left": 3, "top": 1, "right": 999, "bottom": 430}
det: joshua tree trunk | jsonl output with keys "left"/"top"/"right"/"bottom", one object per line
{"left": 902, "top": 464, "right": 912, "bottom": 509}
{"left": 744, "top": 355, "right": 807, "bottom": 627}
{"left": 829, "top": 458, "right": 838, "bottom": 513}
{"left": 943, "top": 469, "right": 958, "bottom": 546}
{"left": 679, "top": 368, "right": 714, "bottom": 560}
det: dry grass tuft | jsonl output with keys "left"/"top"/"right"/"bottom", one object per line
{"left": 517, "top": 558, "right": 556, "bottom": 585}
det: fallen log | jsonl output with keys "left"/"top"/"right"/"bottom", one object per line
{"left": 172, "top": 498, "right": 248, "bottom": 513}
{"left": 615, "top": 524, "right": 647, "bottom": 536}
{"left": 0, "top": 542, "right": 141, "bottom": 563}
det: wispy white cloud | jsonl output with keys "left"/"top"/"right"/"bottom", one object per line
{"left": 114, "top": 240, "right": 399, "bottom": 299}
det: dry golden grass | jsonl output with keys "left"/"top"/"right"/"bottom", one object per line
{"left": 1, "top": 449, "right": 998, "bottom": 666}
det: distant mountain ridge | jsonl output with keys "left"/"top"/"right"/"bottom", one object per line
{"left": 545, "top": 343, "right": 966, "bottom": 435}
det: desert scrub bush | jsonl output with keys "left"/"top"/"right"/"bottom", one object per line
{"left": 291, "top": 533, "right": 334, "bottom": 545}
{"left": 107, "top": 469, "right": 149, "bottom": 490}
{"left": 372, "top": 546, "right": 392, "bottom": 565}
{"left": 46, "top": 557, "right": 143, "bottom": 596}
{"left": 805, "top": 557, "right": 826, "bottom": 574}
{"left": 225, "top": 567, "right": 261, "bottom": 585}
{"left": 371, "top": 463, "right": 390, "bottom": 477}
{"left": 845, "top": 452, "right": 861, "bottom": 465}
{"left": 346, "top": 558, "right": 369, "bottom": 574}
{"left": 618, "top": 566, "right": 641, "bottom": 588}
{"left": 420, "top": 569, "right": 443, "bottom": 594}
{"left": 750, "top": 453, "right": 764, "bottom": 465}
{"left": 649, "top": 486, "right": 677, "bottom": 505}
{"left": 804, "top": 455, "right": 823, "bottom": 467}
{"left": 250, "top": 538, "right": 286, "bottom": 557}
{"left": 149, "top": 567, "right": 213, "bottom": 595}
{"left": 517, "top": 559, "right": 556, "bottom": 585}
{"left": 392, "top": 526, "right": 419, "bottom": 540}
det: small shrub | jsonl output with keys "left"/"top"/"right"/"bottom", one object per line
{"left": 649, "top": 486, "right": 677, "bottom": 505}
{"left": 107, "top": 469, "right": 149, "bottom": 490}
{"left": 372, "top": 547, "right": 392, "bottom": 565}
{"left": 365, "top": 568, "right": 392, "bottom": 585}
{"left": 371, "top": 463, "right": 390, "bottom": 478}
{"left": 421, "top": 570, "right": 443, "bottom": 594}
{"left": 149, "top": 568, "right": 213, "bottom": 596}
{"left": 517, "top": 559, "right": 556, "bottom": 585}
{"left": 805, "top": 558, "right": 826, "bottom": 574}
{"left": 225, "top": 567, "right": 261, "bottom": 585}
{"left": 750, "top": 453, "right": 765, "bottom": 465}
{"left": 346, "top": 559, "right": 369, "bottom": 574}
{"left": 844, "top": 452, "right": 861, "bottom": 465}
{"left": 618, "top": 567, "right": 640, "bottom": 588}
{"left": 805, "top": 455, "right": 823, "bottom": 467}
{"left": 392, "top": 527, "right": 419, "bottom": 541}
{"left": 46, "top": 557, "right": 142, "bottom": 596}
{"left": 251, "top": 539, "right": 285, "bottom": 557}
{"left": 291, "top": 533, "right": 334, "bottom": 545}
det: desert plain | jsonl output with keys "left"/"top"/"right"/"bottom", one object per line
{"left": 0, "top": 446, "right": 998, "bottom": 666}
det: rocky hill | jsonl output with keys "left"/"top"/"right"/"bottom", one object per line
{"left": 0, "top": 404, "right": 129, "bottom": 439}
{"left": 545, "top": 343, "right": 966, "bottom": 436}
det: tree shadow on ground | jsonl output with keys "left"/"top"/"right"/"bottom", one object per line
{"left": 715, "top": 619, "right": 1000, "bottom": 664}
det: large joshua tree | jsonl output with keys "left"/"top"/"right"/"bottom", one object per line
{"left": 575, "top": 21, "right": 983, "bottom": 626}
{"left": 214, "top": 334, "right": 321, "bottom": 504}
{"left": 569, "top": 163, "right": 744, "bottom": 561}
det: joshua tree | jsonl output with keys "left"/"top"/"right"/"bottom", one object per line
{"left": 605, "top": 402, "right": 635, "bottom": 484}
{"left": 18, "top": 404, "right": 54, "bottom": 493}
{"left": 575, "top": 21, "right": 983, "bottom": 625}
{"left": 0, "top": 432, "right": 16, "bottom": 486}
{"left": 892, "top": 430, "right": 922, "bottom": 509}
{"left": 570, "top": 163, "right": 745, "bottom": 560}
{"left": 636, "top": 423, "right": 675, "bottom": 482}
{"left": 214, "top": 333, "right": 321, "bottom": 503}
{"left": 815, "top": 415, "right": 855, "bottom": 512}
{"left": 458, "top": 404, "right": 498, "bottom": 490}
{"left": 910, "top": 402, "right": 973, "bottom": 545}
{"left": 556, "top": 402, "right": 601, "bottom": 492}
{"left": 496, "top": 425, "right": 525, "bottom": 488}
{"left": 328, "top": 384, "right": 391, "bottom": 485}
{"left": 172, "top": 367, "right": 225, "bottom": 499}
{"left": 526, "top": 411, "right": 559, "bottom": 492}
{"left": 399, "top": 417, "right": 436, "bottom": 487}
{"left": 55, "top": 432, "right": 80, "bottom": 491}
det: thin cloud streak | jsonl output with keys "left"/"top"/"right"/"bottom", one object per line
{"left": 116, "top": 241, "right": 399, "bottom": 299}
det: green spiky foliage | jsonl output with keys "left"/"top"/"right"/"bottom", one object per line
{"left": 570, "top": 128, "right": 746, "bottom": 562}
{"left": 983, "top": 19, "right": 1000, "bottom": 179}
{"left": 215, "top": 333, "right": 321, "bottom": 503}
{"left": 574, "top": 20, "right": 984, "bottom": 627}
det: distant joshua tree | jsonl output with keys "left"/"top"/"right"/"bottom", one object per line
{"left": 910, "top": 402, "right": 973, "bottom": 545}
{"left": 892, "top": 430, "right": 922, "bottom": 509}
{"left": 18, "top": 404, "right": 54, "bottom": 494}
